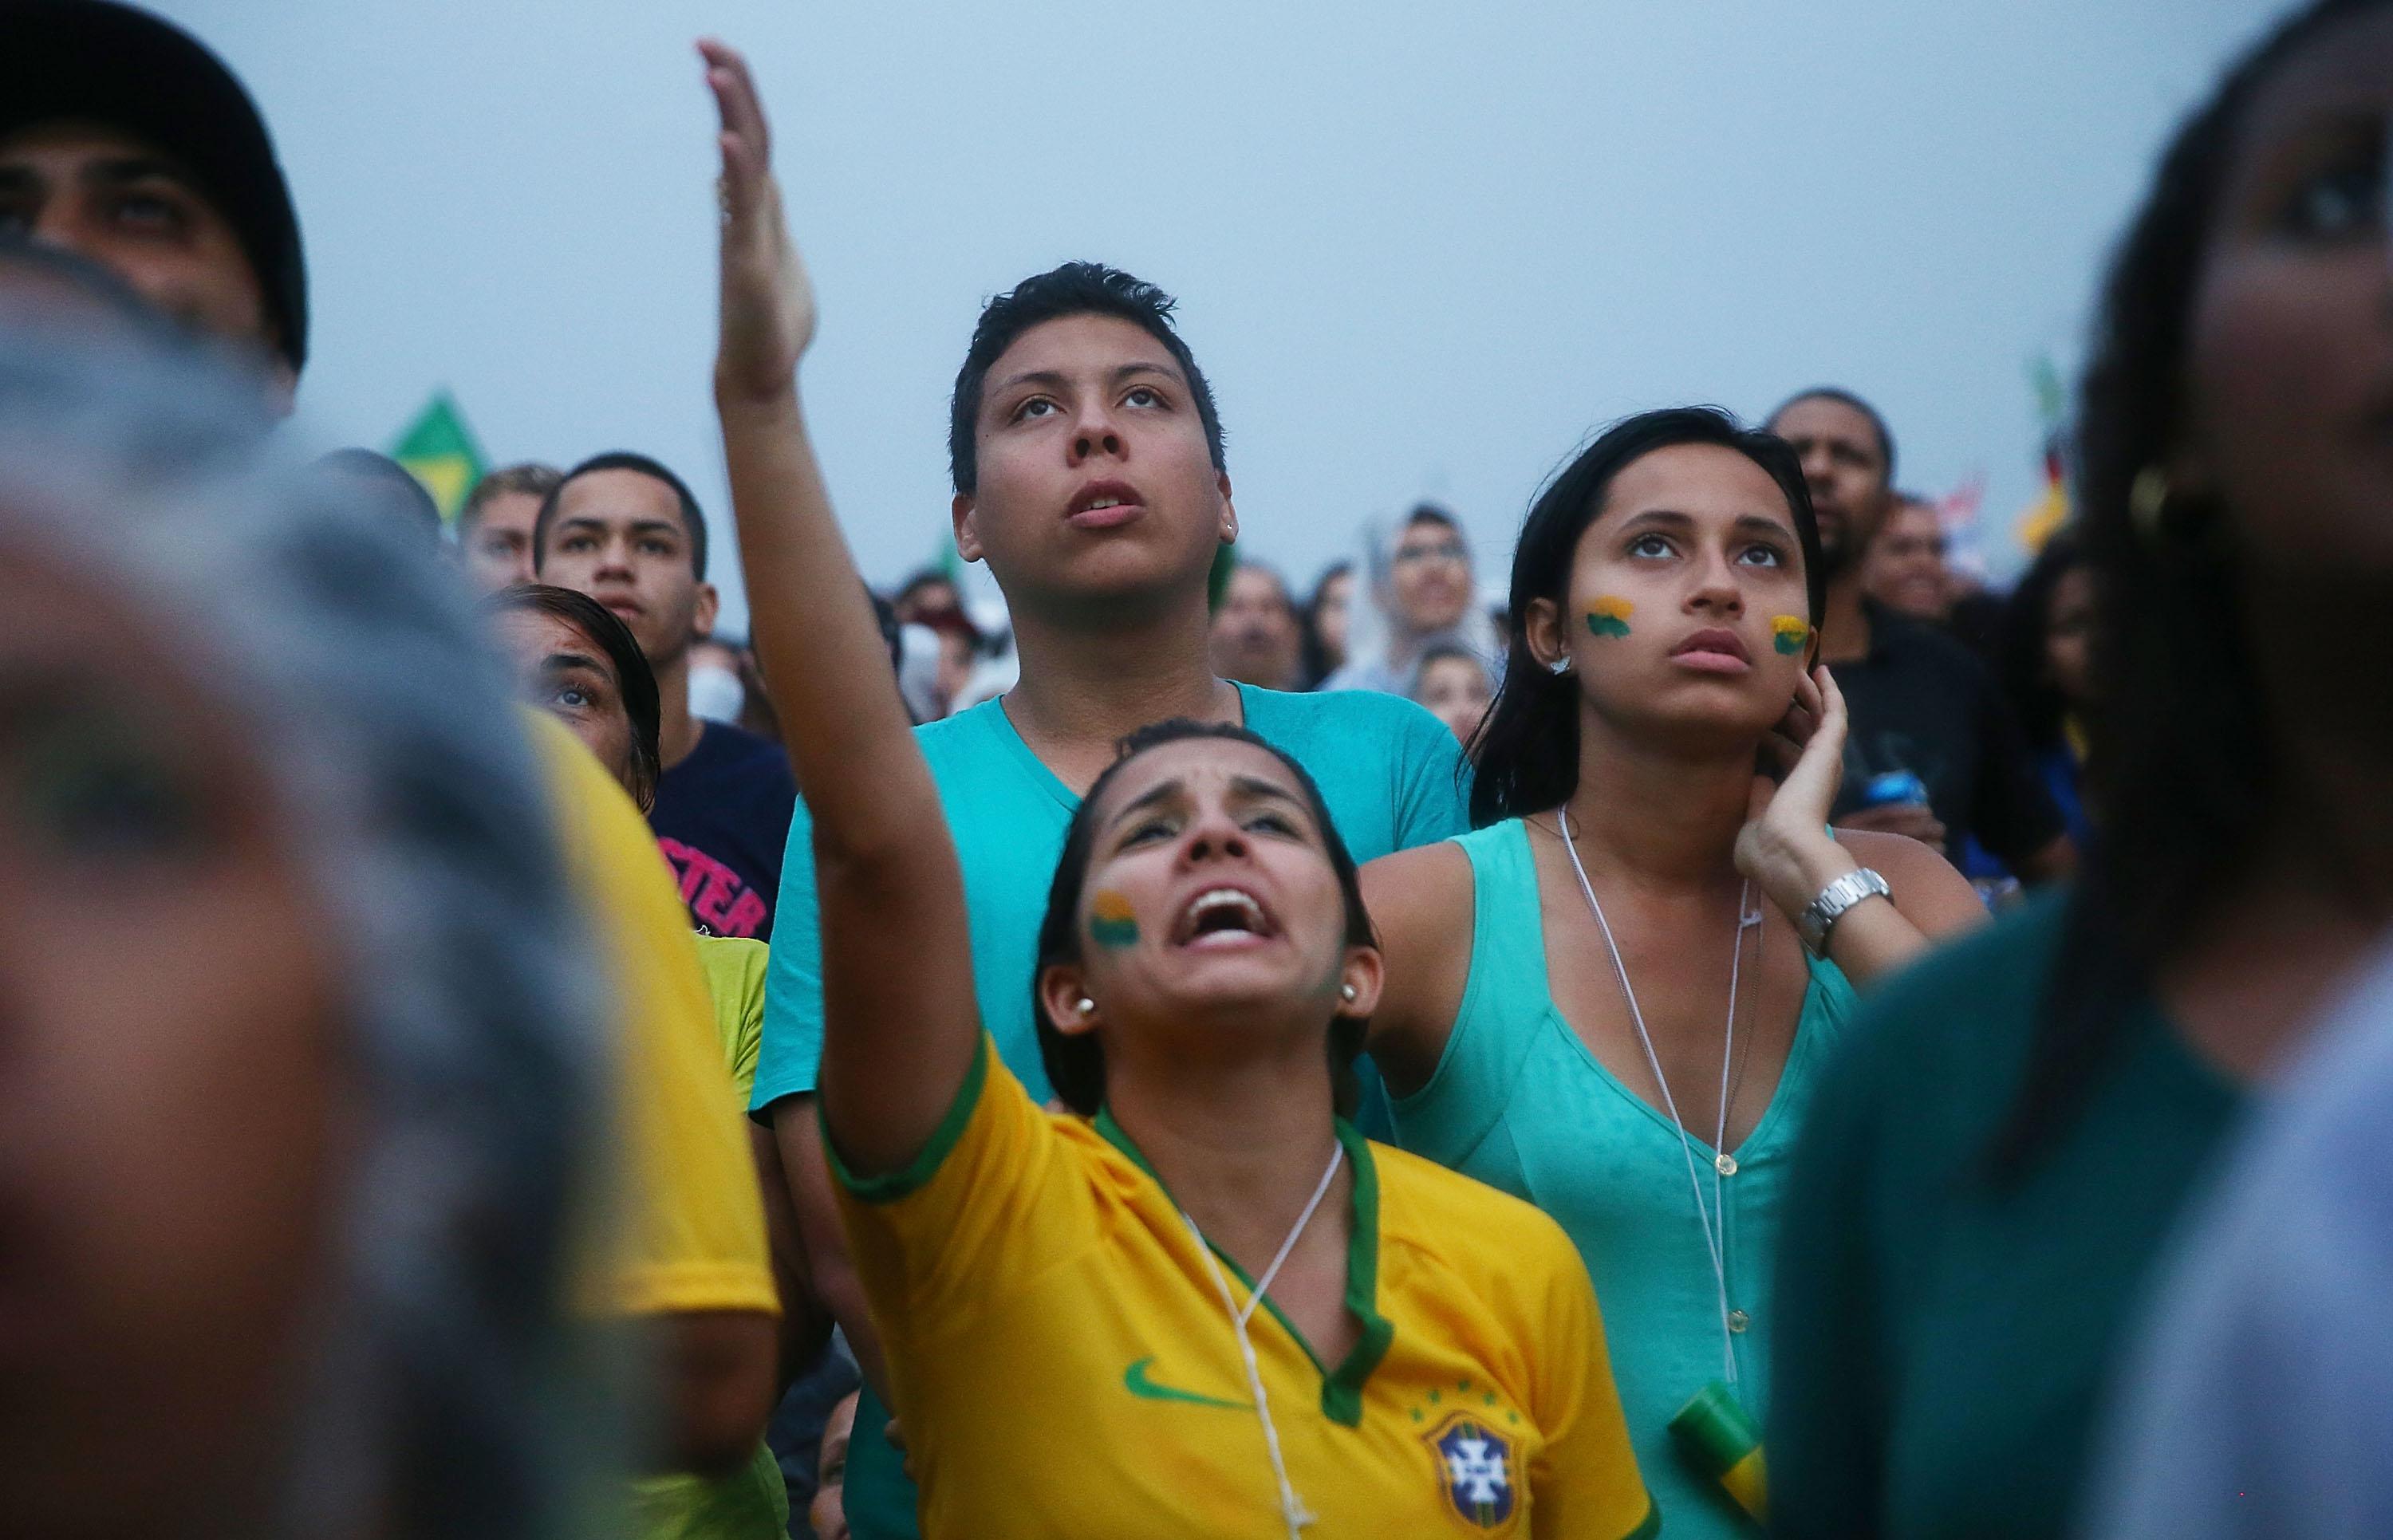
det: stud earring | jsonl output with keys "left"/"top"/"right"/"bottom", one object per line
{"left": 1075, "top": 997, "right": 1097, "bottom": 1017}
{"left": 1339, "top": 983, "right": 1358, "bottom": 1002}
{"left": 1547, "top": 656, "right": 1572, "bottom": 676}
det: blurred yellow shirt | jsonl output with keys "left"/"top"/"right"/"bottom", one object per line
{"left": 832, "top": 1036, "right": 1656, "bottom": 1538}
{"left": 528, "top": 711, "right": 775, "bottom": 1318}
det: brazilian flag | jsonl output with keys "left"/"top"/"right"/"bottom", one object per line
{"left": 389, "top": 391, "right": 487, "bottom": 527}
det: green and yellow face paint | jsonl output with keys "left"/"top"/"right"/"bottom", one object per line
{"left": 1585, "top": 597, "right": 1634, "bottom": 639}
{"left": 1771, "top": 615, "right": 1812, "bottom": 656}
{"left": 1089, "top": 890, "right": 1140, "bottom": 949}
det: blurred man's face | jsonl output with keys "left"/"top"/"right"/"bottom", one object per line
{"left": 536, "top": 468, "right": 716, "bottom": 674}
{"left": 1208, "top": 565, "right": 1302, "bottom": 688}
{"left": 461, "top": 491, "right": 542, "bottom": 595}
{"left": 0, "top": 121, "right": 286, "bottom": 392}
{"left": 1770, "top": 396, "right": 1890, "bottom": 575}
{"left": 1861, "top": 500, "right": 1949, "bottom": 620}
{"left": 1389, "top": 518, "right": 1472, "bottom": 636}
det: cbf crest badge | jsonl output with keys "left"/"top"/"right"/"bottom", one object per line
{"left": 1423, "top": 1410, "right": 1518, "bottom": 1530}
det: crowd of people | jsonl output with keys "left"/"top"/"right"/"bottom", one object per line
{"left": 4, "top": 0, "right": 2390, "bottom": 1536}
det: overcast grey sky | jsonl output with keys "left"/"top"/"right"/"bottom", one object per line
{"left": 168, "top": 0, "right": 2281, "bottom": 633}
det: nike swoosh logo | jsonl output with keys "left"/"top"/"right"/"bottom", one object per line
{"left": 1123, "top": 1357, "right": 1249, "bottom": 1410}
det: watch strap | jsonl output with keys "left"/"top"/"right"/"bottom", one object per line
{"left": 1797, "top": 868, "right": 1891, "bottom": 955}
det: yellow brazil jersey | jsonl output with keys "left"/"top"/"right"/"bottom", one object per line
{"left": 830, "top": 1036, "right": 1656, "bottom": 1538}
{"left": 526, "top": 711, "right": 777, "bottom": 1321}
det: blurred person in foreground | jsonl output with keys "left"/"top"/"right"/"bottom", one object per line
{"left": 1300, "top": 559, "right": 1354, "bottom": 687}
{"left": 1406, "top": 640, "right": 1492, "bottom": 747}
{"left": 1998, "top": 530, "right": 2099, "bottom": 853}
{"left": 0, "top": 321, "right": 610, "bottom": 1537}
{"left": 490, "top": 581, "right": 834, "bottom": 1540}
{"left": 1858, "top": 492, "right": 1950, "bottom": 622}
{"left": 1768, "top": 388, "right": 2074, "bottom": 884}
{"left": 710, "top": 54, "right": 1472, "bottom": 1540}
{"left": 2086, "top": 942, "right": 2393, "bottom": 1540}
{"left": 1207, "top": 558, "right": 1307, "bottom": 690}
{"left": 0, "top": 0, "right": 784, "bottom": 1499}
{"left": 1769, "top": 3, "right": 2393, "bottom": 1532}
{"left": 313, "top": 446, "right": 440, "bottom": 550}
{"left": 1323, "top": 502, "right": 1496, "bottom": 694}
{"left": 537, "top": 451, "right": 798, "bottom": 941}
{"left": 706, "top": 45, "right": 1653, "bottom": 1536}
{"left": 459, "top": 461, "right": 564, "bottom": 594}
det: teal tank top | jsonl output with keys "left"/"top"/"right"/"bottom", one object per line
{"left": 1390, "top": 817, "right": 1858, "bottom": 1538}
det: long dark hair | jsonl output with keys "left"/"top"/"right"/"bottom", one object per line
{"left": 1988, "top": 0, "right": 2380, "bottom": 1177}
{"left": 1032, "top": 719, "right": 1376, "bottom": 1116}
{"left": 1469, "top": 406, "right": 1823, "bottom": 827}
{"left": 1997, "top": 530, "right": 2088, "bottom": 756}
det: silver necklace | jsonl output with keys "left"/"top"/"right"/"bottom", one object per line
{"left": 1559, "top": 810, "right": 1762, "bottom": 1387}
{"left": 1181, "top": 1141, "right": 1344, "bottom": 1537}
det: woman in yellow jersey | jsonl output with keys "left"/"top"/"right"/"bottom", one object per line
{"left": 698, "top": 41, "right": 1654, "bottom": 1540}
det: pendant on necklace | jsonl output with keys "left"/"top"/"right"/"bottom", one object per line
{"left": 1714, "top": 1152, "right": 1738, "bottom": 1177}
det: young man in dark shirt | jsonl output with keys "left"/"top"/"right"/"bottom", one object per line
{"left": 1768, "top": 388, "right": 2076, "bottom": 884}
{"left": 536, "top": 450, "right": 798, "bottom": 938}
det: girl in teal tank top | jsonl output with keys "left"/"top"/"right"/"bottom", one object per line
{"left": 1362, "top": 410, "right": 1989, "bottom": 1537}
{"left": 1393, "top": 817, "right": 1857, "bottom": 1537}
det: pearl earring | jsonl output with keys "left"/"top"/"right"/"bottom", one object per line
{"left": 1340, "top": 983, "right": 1358, "bottom": 1002}
{"left": 1075, "top": 997, "right": 1097, "bottom": 1017}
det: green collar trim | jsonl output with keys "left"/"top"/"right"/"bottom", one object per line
{"left": 1094, "top": 1107, "right": 1392, "bottom": 1427}
{"left": 823, "top": 1033, "right": 989, "bottom": 1203}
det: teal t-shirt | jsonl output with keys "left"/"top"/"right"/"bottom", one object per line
{"left": 1767, "top": 892, "right": 2243, "bottom": 1538}
{"left": 753, "top": 682, "right": 1471, "bottom": 1540}
{"left": 1389, "top": 817, "right": 1858, "bottom": 1539}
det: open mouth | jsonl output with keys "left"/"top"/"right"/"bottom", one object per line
{"left": 1173, "top": 885, "right": 1279, "bottom": 949}
{"left": 1066, "top": 479, "right": 1146, "bottom": 529}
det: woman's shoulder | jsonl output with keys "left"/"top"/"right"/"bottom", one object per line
{"left": 1370, "top": 1139, "right": 1579, "bottom": 1270}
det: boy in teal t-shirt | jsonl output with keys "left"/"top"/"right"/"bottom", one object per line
{"left": 736, "top": 227, "right": 1471, "bottom": 1539}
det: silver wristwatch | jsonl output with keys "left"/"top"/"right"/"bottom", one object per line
{"left": 1796, "top": 868, "right": 1891, "bottom": 955}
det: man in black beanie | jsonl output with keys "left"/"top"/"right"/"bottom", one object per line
{"left": 0, "top": 0, "right": 307, "bottom": 408}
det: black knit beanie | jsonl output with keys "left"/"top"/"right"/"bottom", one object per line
{"left": 0, "top": 0, "right": 307, "bottom": 372}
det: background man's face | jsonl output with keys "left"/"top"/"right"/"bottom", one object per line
{"left": 954, "top": 313, "right": 1230, "bottom": 609}
{"left": 1862, "top": 499, "right": 1950, "bottom": 620}
{"left": 1208, "top": 565, "right": 1302, "bottom": 687}
{"left": 1770, "top": 396, "right": 1890, "bottom": 573}
{"left": 1389, "top": 518, "right": 1472, "bottom": 636}
{"left": 535, "top": 468, "right": 714, "bottom": 671}
{"left": 461, "top": 490, "right": 542, "bottom": 595}
{"left": 0, "top": 121, "right": 281, "bottom": 378}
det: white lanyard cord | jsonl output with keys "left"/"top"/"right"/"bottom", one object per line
{"left": 1181, "top": 1141, "right": 1344, "bottom": 1538}
{"left": 1559, "top": 810, "right": 1758, "bottom": 1388}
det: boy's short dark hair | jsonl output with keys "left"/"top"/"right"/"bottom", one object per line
{"left": 948, "top": 262, "right": 1225, "bottom": 497}
{"left": 534, "top": 451, "right": 708, "bottom": 580}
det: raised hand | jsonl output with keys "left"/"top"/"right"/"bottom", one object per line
{"left": 700, "top": 38, "right": 816, "bottom": 402}
{"left": 1734, "top": 665, "right": 1863, "bottom": 923}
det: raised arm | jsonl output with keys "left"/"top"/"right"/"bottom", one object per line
{"left": 1739, "top": 666, "right": 1985, "bottom": 986}
{"left": 703, "top": 41, "right": 977, "bottom": 1176}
